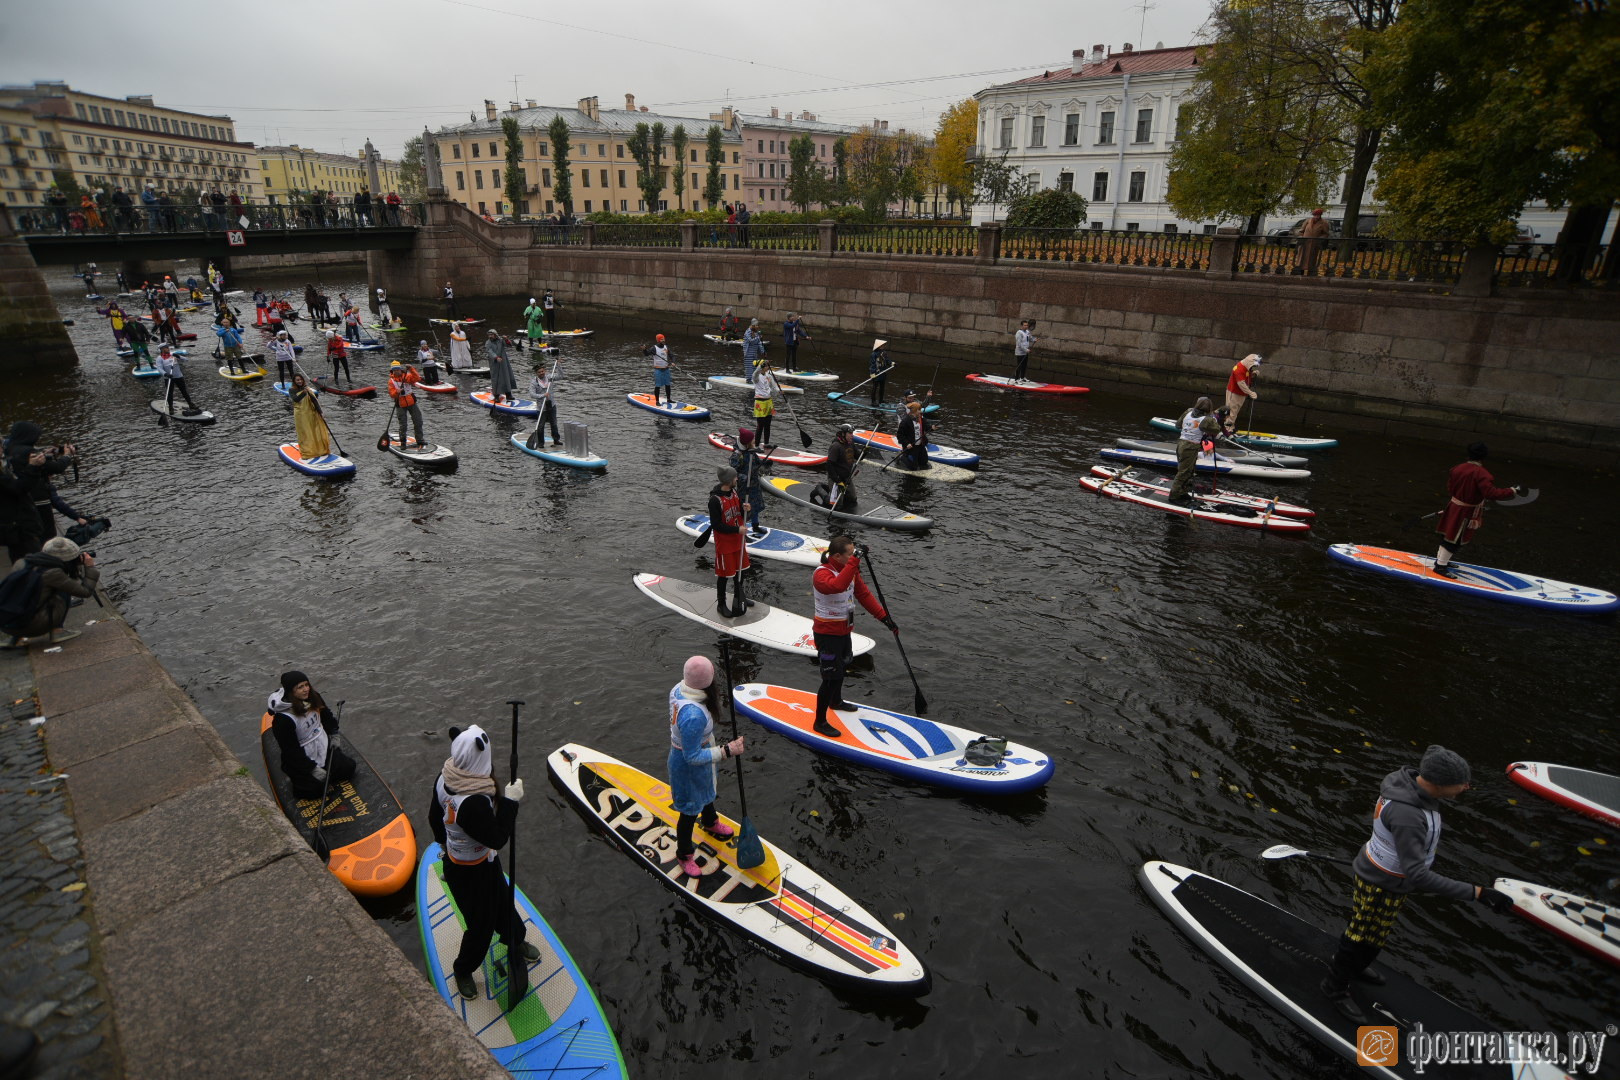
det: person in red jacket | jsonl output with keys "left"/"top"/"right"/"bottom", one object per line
{"left": 1433, "top": 443, "right": 1522, "bottom": 578}
{"left": 709, "top": 466, "right": 751, "bottom": 617}
{"left": 1223, "top": 353, "right": 1261, "bottom": 432}
{"left": 810, "top": 536, "right": 894, "bottom": 737}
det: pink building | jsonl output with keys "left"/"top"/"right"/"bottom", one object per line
{"left": 733, "top": 108, "right": 863, "bottom": 212}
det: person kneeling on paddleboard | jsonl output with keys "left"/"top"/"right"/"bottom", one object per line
{"left": 667, "top": 655, "right": 745, "bottom": 879}
{"left": 709, "top": 466, "right": 753, "bottom": 618}
{"left": 825, "top": 426, "right": 861, "bottom": 511}
{"left": 427, "top": 725, "right": 535, "bottom": 999}
{"left": 898, "top": 401, "right": 931, "bottom": 472}
{"left": 268, "top": 671, "right": 355, "bottom": 798}
{"left": 811, "top": 537, "right": 894, "bottom": 737}
{"left": 417, "top": 341, "right": 443, "bottom": 386}
{"left": 1320, "top": 745, "right": 1515, "bottom": 1020}
{"left": 1433, "top": 443, "right": 1523, "bottom": 579}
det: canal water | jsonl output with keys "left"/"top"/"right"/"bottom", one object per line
{"left": 14, "top": 268, "right": 1617, "bottom": 1077}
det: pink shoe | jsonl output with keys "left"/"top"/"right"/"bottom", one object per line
{"left": 677, "top": 854, "right": 702, "bottom": 877}
{"left": 703, "top": 820, "right": 736, "bottom": 840}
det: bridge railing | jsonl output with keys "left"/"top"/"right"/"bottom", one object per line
{"left": 10, "top": 201, "right": 424, "bottom": 236}
{"left": 592, "top": 222, "right": 681, "bottom": 248}
{"left": 1002, "top": 227, "right": 1211, "bottom": 270}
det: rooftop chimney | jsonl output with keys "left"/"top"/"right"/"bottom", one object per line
{"left": 484, "top": 99, "right": 497, "bottom": 121}
{"left": 1072, "top": 49, "right": 1085, "bottom": 75}
{"left": 799, "top": 110, "right": 815, "bottom": 121}
{"left": 526, "top": 99, "right": 537, "bottom": 108}
{"left": 770, "top": 107, "right": 779, "bottom": 119}
{"left": 640, "top": 106, "right": 648, "bottom": 112}
{"left": 578, "top": 96, "right": 599, "bottom": 122}
{"left": 880, "top": 120, "right": 889, "bottom": 131}
{"left": 509, "top": 101, "right": 520, "bottom": 113}
{"left": 625, "top": 93, "right": 636, "bottom": 111}
{"left": 1093, "top": 44, "right": 1106, "bottom": 59}
{"left": 1122, "top": 42, "right": 1134, "bottom": 53}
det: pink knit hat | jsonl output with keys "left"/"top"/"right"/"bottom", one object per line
{"left": 683, "top": 655, "right": 714, "bottom": 689}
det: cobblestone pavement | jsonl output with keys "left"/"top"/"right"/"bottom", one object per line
{"left": 0, "top": 644, "right": 121, "bottom": 1079}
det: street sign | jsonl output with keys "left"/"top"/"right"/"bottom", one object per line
{"left": 226, "top": 230, "right": 246, "bottom": 247}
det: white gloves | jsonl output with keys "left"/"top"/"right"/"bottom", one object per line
{"left": 504, "top": 778, "right": 525, "bottom": 803}
{"left": 311, "top": 767, "right": 327, "bottom": 782}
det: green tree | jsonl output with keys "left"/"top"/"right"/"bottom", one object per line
{"left": 51, "top": 170, "right": 83, "bottom": 201}
{"left": 972, "top": 150, "right": 1033, "bottom": 219}
{"left": 627, "top": 121, "right": 667, "bottom": 213}
{"left": 704, "top": 124, "right": 725, "bottom": 208}
{"left": 828, "top": 137, "right": 850, "bottom": 205}
{"left": 399, "top": 136, "right": 425, "bottom": 196}
{"left": 670, "top": 124, "right": 689, "bottom": 210}
{"left": 501, "top": 116, "right": 526, "bottom": 218}
{"left": 848, "top": 127, "right": 900, "bottom": 218}
{"left": 548, "top": 116, "right": 573, "bottom": 217}
{"left": 1006, "top": 188, "right": 1088, "bottom": 229}
{"left": 786, "top": 134, "right": 819, "bottom": 211}
{"left": 931, "top": 98, "right": 979, "bottom": 212}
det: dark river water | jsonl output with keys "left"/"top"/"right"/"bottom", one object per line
{"left": 14, "top": 267, "right": 1619, "bottom": 1078}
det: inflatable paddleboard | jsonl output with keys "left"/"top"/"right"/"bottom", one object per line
{"left": 471, "top": 390, "right": 540, "bottom": 416}
{"left": 1506, "top": 762, "right": 1620, "bottom": 828}
{"left": 345, "top": 340, "right": 386, "bottom": 352}
{"left": 827, "top": 392, "right": 940, "bottom": 415}
{"left": 149, "top": 400, "right": 215, "bottom": 423}
{"left": 277, "top": 443, "right": 357, "bottom": 478}
{"left": 872, "top": 457, "right": 978, "bottom": 482}
{"left": 313, "top": 377, "right": 377, "bottom": 398}
{"left": 429, "top": 317, "right": 485, "bottom": 326}
{"left": 850, "top": 429, "right": 979, "bottom": 467}
{"left": 676, "top": 514, "right": 829, "bottom": 567}
{"left": 258, "top": 713, "right": 414, "bottom": 896}
{"left": 772, "top": 369, "right": 837, "bottom": 383}
{"left": 452, "top": 365, "right": 490, "bottom": 378}
{"left": 706, "top": 375, "right": 804, "bottom": 396}
{"left": 1495, "top": 878, "right": 1620, "bottom": 969}
{"left": 633, "top": 572, "right": 874, "bottom": 658}
{"left": 1327, "top": 544, "right": 1620, "bottom": 615}
{"left": 414, "top": 380, "right": 458, "bottom": 394}
{"left": 509, "top": 432, "right": 608, "bottom": 470}
{"left": 1100, "top": 447, "right": 1311, "bottom": 480}
{"left": 217, "top": 365, "right": 264, "bottom": 382}
{"left": 130, "top": 365, "right": 163, "bottom": 379}
{"left": 706, "top": 432, "right": 826, "bottom": 468}
{"left": 702, "top": 334, "right": 760, "bottom": 347}
{"left": 733, "top": 684, "right": 1053, "bottom": 794}
{"left": 1141, "top": 861, "right": 1571, "bottom": 1080}
{"left": 1115, "top": 437, "right": 1310, "bottom": 469}
{"left": 966, "top": 373, "right": 1089, "bottom": 395}
{"left": 85, "top": 293, "right": 103, "bottom": 300}
{"left": 1088, "top": 466, "right": 1315, "bottom": 518}
{"left": 383, "top": 435, "right": 457, "bottom": 467}
{"left": 547, "top": 743, "right": 929, "bottom": 997}
{"left": 118, "top": 347, "right": 186, "bottom": 357}
{"left": 626, "top": 393, "right": 710, "bottom": 420}
{"left": 365, "top": 324, "right": 410, "bottom": 332}
{"left": 765, "top": 476, "right": 933, "bottom": 532}
{"left": 1148, "top": 417, "right": 1339, "bottom": 451}
{"left": 271, "top": 380, "right": 294, "bottom": 397}
{"left": 541, "top": 328, "right": 593, "bottom": 338}
{"left": 417, "top": 843, "right": 628, "bottom": 1077}
{"left": 1081, "top": 473, "right": 1311, "bottom": 533}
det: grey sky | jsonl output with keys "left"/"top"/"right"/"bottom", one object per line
{"left": 0, "top": 0, "right": 1213, "bottom": 157}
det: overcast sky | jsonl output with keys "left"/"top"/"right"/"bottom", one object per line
{"left": 1, "top": 0, "right": 1212, "bottom": 158}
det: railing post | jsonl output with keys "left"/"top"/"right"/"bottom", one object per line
{"left": 1456, "top": 245, "right": 1497, "bottom": 298}
{"left": 977, "top": 221, "right": 1001, "bottom": 265}
{"left": 581, "top": 222, "right": 595, "bottom": 250}
{"left": 680, "top": 219, "right": 697, "bottom": 252}
{"left": 1206, "top": 226, "right": 1240, "bottom": 279}
{"left": 818, "top": 219, "right": 837, "bottom": 256}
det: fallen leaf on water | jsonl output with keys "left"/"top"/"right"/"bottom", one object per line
{"left": 809, "top": 809, "right": 820, "bottom": 818}
{"left": 1578, "top": 847, "right": 1593, "bottom": 856}
{"left": 893, "top": 912, "right": 907, "bottom": 920}
{"left": 1190, "top": 769, "right": 1201, "bottom": 779}
{"left": 61, "top": 882, "right": 86, "bottom": 893}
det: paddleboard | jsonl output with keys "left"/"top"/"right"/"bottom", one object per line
{"left": 632, "top": 572, "right": 874, "bottom": 658}
{"left": 471, "top": 390, "right": 540, "bottom": 417}
{"left": 84, "top": 293, "right": 103, "bottom": 300}
{"left": 626, "top": 393, "right": 710, "bottom": 420}
{"left": 1080, "top": 473, "right": 1311, "bottom": 532}
{"left": 417, "top": 843, "right": 628, "bottom": 1078}
{"left": 702, "top": 334, "right": 753, "bottom": 347}
{"left": 873, "top": 456, "right": 979, "bottom": 482}
{"left": 271, "top": 380, "right": 295, "bottom": 397}
{"left": 413, "top": 381, "right": 458, "bottom": 394}
{"left": 1494, "top": 877, "right": 1620, "bottom": 969}
{"left": 365, "top": 324, "right": 411, "bottom": 332}
{"left": 118, "top": 347, "right": 186, "bottom": 357}
{"left": 850, "top": 429, "right": 979, "bottom": 468}
{"left": 1141, "top": 861, "right": 1572, "bottom": 1080}
{"left": 218, "top": 365, "right": 264, "bottom": 382}
{"left": 706, "top": 375, "right": 804, "bottom": 396}
{"left": 547, "top": 743, "right": 929, "bottom": 997}
{"left": 313, "top": 377, "right": 377, "bottom": 398}
{"left": 827, "top": 391, "right": 940, "bottom": 415}
{"left": 733, "top": 684, "right": 1054, "bottom": 794}
{"left": 764, "top": 476, "right": 933, "bottom": 532}
{"left": 453, "top": 366, "right": 491, "bottom": 378}
{"left": 346, "top": 340, "right": 386, "bottom": 352}
{"left": 149, "top": 400, "right": 215, "bottom": 423}
{"left": 383, "top": 435, "right": 457, "bottom": 467}
{"left": 966, "top": 373, "right": 1089, "bottom": 395}
{"left": 706, "top": 432, "right": 827, "bottom": 468}
{"left": 772, "top": 369, "right": 837, "bottom": 383}
{"left": 509, "top": 432, "right": 608, "bottom": 470}
{"left": 277, "top": 443, "right": 357, "bottom": 478}
{"left": 1088, "top": 466, "right": 1315, "bottom": 518}
{"left": 257, "top": 713, "right": 414, "bottom": 896}
{"left": 1115, "top": 437, "right": 1310, "bottom": 469}
{"left": 1327, "top": 544, "right": 1620, "bottom": 615}
{"left": 130, "top": 365, "right": 163, "bottom": 379}
{"left": 429, "top": 317, "right": 485, "bottom": 326}
{"left": 1505, "top": 762, "right": 1620, "bottom": 828}
{"left": 1148, "top": 417, "right": 1339, "bottom": 451}
{"left": 541, "top": 328, "right": 593, "bottom": 338}
{"left": 1100, "top": 447, "right": 1311, "bottom": 480}
{"left": 676, "top": 514, "right": 829, "bottom": 567}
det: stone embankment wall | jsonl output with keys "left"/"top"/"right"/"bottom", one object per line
{"left": 373, "top": 201, "right": 1620, "bottom": 464}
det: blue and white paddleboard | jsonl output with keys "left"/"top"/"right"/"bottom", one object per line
{"left": 626, "top": 393, "right": 710, "bottom": 420}
{"left": 471, "top": 390, "right": 540, "bottom": 416}
{"left": 508, "top": 433, "right": 608, "bottom": 470}
{"left": 1147, "top": 417, "right": 1339, "bottom": 451}
{"left": 119, "top": 347, "right": 187, "bottom": 358}
{"left": 828, "top": 391, "right": 940, "bottom": 415}
{"left": 277, "top": 443, "right": 356, "bottom": 478}
{"left": 772, "top": 369, "right": 837, "bottom": 383}
{"left": 129, "top": 365, "right": 163, "bottom": 378}
{"left": 1327, "top": 544, "right": 1620, "bottom": 616}
{"left": 271, "top": 380, "right": 294, "bottom": 396}
{"left": 1099, "top": 447, "right": 1311, "bottom": 480}
{"left": 849, "top": 429, "right": 979, "bottom": 467}
{"left": 416, "top": 843, "right": 627, "bottom": 1079}
{"left": 675, "top": 514, "right": 829, "bottom": 567}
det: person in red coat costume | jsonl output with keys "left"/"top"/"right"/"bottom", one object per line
{"left": 1434, "top": 443, "right": 1523, "bottom": 578}
{"left": 810, "top": 536, "right": 894, "bottom": 737}
{"left": 709, "top": 466, "right": 752, "bottom": 617}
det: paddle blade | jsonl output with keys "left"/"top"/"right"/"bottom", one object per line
{"left": 914, "top": 688, "right": 928, "bottom": 716}
{"left": 693, "top": 526, "right": 713, "bottom": 548}
{"left": 736, "top": 816, "right": 765, "bottom": 869}
{"left": 376, "top": 434, "right": 390, "bottom": 451}
{"left": 799, "top": 428, "right": 813, "bottom": 449}
{"left": 1261, "top": 844, "right": 1309, "bottom": 860}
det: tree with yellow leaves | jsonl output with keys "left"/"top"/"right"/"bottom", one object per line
{"left": 932, "top": 99, "right": 979, "bottom": 211}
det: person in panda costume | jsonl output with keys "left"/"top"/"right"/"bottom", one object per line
{"left": 267, "top": 671, "right": 355, "bottom": 798}
{"left": 427, "top": 725, "right": 536, "bottom": 999}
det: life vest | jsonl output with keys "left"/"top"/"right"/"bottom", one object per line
{"left": 652, "top": 345, "right": 669, "bottom": 369}
{"left": 1363, "top": 796, "right": 1442, "bottom": 878}
{"left": 389, "top": 374, "right": 417, "bottom": 408}
{"left": 668, "top": 683, "right": 715, "bottom": 752}
{"left": 285, "top": 707, "right": 329, "bottom": 772}
{"left": 1179, "top": 408, "right": 1207, "bottom": 442}
{"left": 435, "top": 776, "right": 496, "bottom": 865}
{"left": 813, "top": 563, "right": 858, "bottom": 622}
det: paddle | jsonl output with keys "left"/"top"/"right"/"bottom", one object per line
{"left": 857, "top": 547, "right": 927, "bottom": 715}
{"left": 503, "top": 698, "right": 529, "bottom": 1007}
{"left": 773, "top": 369, "right": 815, "bottom": 449}
{"left": 310, "top": 699, "right": 346, "bottom": 862}
{"left": 526, "top": 355, "right": 562, "bottom": 448}
{"left": 829, "top": 363, "right": 892, "bottom": 405}
{"left": 291, "top": 359, "right": 345, "bottom": 458}
{"left": 376, "top": 404, "right": 398, "bottom": 452}
{"left": 1402, "top": 488, "right": 1539, "bottom": 529}
{"left": 1217, "top": 430, "right": 1288, "bottom": 470}
{"left": 719, "top": 642, "right": 765, "bottom": 869}
{"left": 1260, "top": 843, "right": 1352, "bottom": 866}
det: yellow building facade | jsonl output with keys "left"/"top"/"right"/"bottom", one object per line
{"left": 257, "top": 145, "right": 403, "bottom": 204}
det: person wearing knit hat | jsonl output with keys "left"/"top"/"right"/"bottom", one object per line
{"left": 266, "top": 671, "right": 354, "bottom": 799}
{"left": 1432, "top": 443, "right": 1525, "bottom": 579}
{"left": 868, "top": 338, "right": 891, "bottom": 406}
{"left": 427, "top": 724, "right": 534, "bottom": 999}
{"left": 665, "top": 655, "right": 744, "bottom": 879}
{"left": 729, "top": 428, "right": 767, "bottom": 539}
{"left": 1223, "top": 353, "right": 1262, "bottom": 434}
{"left": 708, "top": 465, "right": 752, "bottom": 617}
{"left": 3, "top": 536, "right": 99, "bottom": 648}
{"left": 1320, "top": 743, "right": 1515, "bottom": 1021}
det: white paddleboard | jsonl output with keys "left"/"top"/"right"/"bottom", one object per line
{"left": 149, "top": 400, "right": 215, "bottom": 423}
{"left": 632, "top": 572, "right": 873, "bottom": 657}
{"left": 706, "top": 375, "right": 804, "bottom": 396}
{"left": 675, "top": 514, "right": 829, "bottom": 567}
{"left": 1494, "top": 878, "right": 1620, "bottom": 969}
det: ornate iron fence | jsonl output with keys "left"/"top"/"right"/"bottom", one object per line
{"left": 837, "top": 223, "right": 978, "bottom": 257}
{"left": 1235, "top": 235, "right": 1468, "bottom": 284}
{"left": 592, "top": 223, "right": 680, "bottom": 248}
{"left": 1002, "top": 227, "right": 1211, "bottom": 270}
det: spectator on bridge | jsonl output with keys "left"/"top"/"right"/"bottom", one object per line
{"left": 1298, "top": 208, "right": 1331, "bottom": 276}
{"left": 157, "top": 190, "right": 177, "bottom": 231}
{"left": 111, "top": 186, "right": 134, "bottom": 230}
{"left": 385, "top": 191, "right": 402, "bottom": 225}
{"left": 355, "top": 188, "right": 372, "bottom": 227}
{"left": 736, "top": 202, "right": 751, "bottom": 247}
{"left": 228, "top": 188, "right": 245, "bottom": 224}
{"left": 44, "top": 187, "right": 69, "bottom": 232}
{"left": 140, "top": 183, "right": 159, "bottom": 231}
{"left": 79, "top": 194, "right": 104, "bottom": 231}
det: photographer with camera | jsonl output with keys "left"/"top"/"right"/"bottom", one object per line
{"left": 809, "top": 536, "right": 893, "bottom": 738}
{"left": 4, "top": 423, "right": 83, "bottom": 548}
{"left": 2, "top": 536, "right": 99, "bottom": 649}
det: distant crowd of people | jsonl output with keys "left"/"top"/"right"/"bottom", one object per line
{"left": 23, "top": 184, "right": 412, "bottom": 234}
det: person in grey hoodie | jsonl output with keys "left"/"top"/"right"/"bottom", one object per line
{"left": 1319, "top": 745, "right": 1516, "bottom": 1019}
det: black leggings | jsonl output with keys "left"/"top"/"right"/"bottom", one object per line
{"left": 676, "top": 803, "right": 720, "bottom": 859}
{"left": 441, "top": 856, "right": 522, "bottom": 978}
{"left": 285, "top": 746, "right": 356, "bottom": 799}
{"left": 330, "top": 356, "right": 351, "bottom": 382}
{"left": 164, "top": 377, "right": 196, "bottom": 410}
{"left": 814, "top": 630, "right": 854, "bottom": 723}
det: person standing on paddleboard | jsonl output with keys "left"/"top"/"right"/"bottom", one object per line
{"left": 667, "top": 655, "right": 745, "bottom": 879}
{"left": 647, "top": 334, "right": 674, "bottom": 406}
{"left": 342, "top": 301, "right": 362, "bottom": 344}
{"left": 125, "top": 316, "right": 155, "bottom": 370}
{"left": 325, "top": 331, "right": 352, "bottom": 385}
{"left": 427, "top": 725, "right": 535, "bottom": 999}
{"left": 486, "top": 330, "right": 516, "bottom": 405}
{"left": 1320, "top": 745, "right": 1515, "bottom": 1020}
{"left": 447, "top": 321, "right": 471, "bottom": 374}
{"left": 215, "top": 312, "right": 249, "bottom": 376}
{"left": 375, "top": 287, "right": 392, "bottom": 326}
{"left": 825, "top": 425, "right": 861, "bottom": 511}
{"left": 1223, "top": 354, "right": 1261, "bottom": 433}
{"left": 1013, "top": 320, "right": 1036, "bottom": 382}
{"left": 718, "top": 306, "right": 739, "bottom": 342}
{"left": 709, "top": 466, "right": 753, "bottom": 618}
{"left": 157, "top": 346, "right": 202, "bottom": 416}
{"left": 1433, "top": 443, "right": 1524, "bottom": 579}
{"left": 742, "top": 319, "right": 765, "bottom": 377}
{"left": 783, "top": 312, "right": 810, "bottom": 367}
{"left": 751, "top": 356, "right": 779, "bottom": 447}
{"left": 523, "top": 297, "right": 545, "bottom": 345}
{"left": 810, "top": 537, "right": 894, "bottom": 737}
{"left": 897, "top": 401, "right": 931, "bottom": 472}
{"left": 269, "top": 330, "right": 298, "bottom": 387}
{"left": 267, "top": 671, "right": 354, "bottom": 798}
{"left": 542, "top": 289, "right": 557, "bottom": 332}
{"left": 730, "top": 429, "right": 768, "bottom": 538}
{"left": 387, "top": 361, "right": 426, "bottom": 449}
{"left": 442, "top": 280, "right": 458, "bottom": 320}
{"left": 869, "top": 339, "right": 891, "bottom": 405}
{"left": 252, "top": 287, "right": 269, "bottom": 327}
{"left": 289, "top": 375, "right": 330, "bottom": 459}
{"left": 526, "top": 363, "right": 561, "bottom": 448}
{"left": 1168, "top": 397, "right": 1223, "bottom": 504}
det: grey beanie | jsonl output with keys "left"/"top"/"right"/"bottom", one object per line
{"left": 1419, "top": 744, "right": 1471, "bottom": 786}
{"left": 717, "top": 466, "right": 738, "bottom": 485}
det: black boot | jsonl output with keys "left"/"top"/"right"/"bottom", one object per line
{"left": 813, "top": 710, "right": 842, "bottom": 737}
{"left": 714, "top": 576, "right": 733, "bottom": 618}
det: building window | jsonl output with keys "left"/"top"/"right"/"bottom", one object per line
{"left": 691, "top": 171, "right": 698, "bottom": 189}
{"left": 1097, "top": 112, "right": 1115, "bottom": 145}
{"left": 622, "top": 200, "right": 629, "bottom": 211}
{"left": 456, "top": 171, "right": 465, "bottom": 190}
{"left": 475, "top": 170, "right": 484, "bottom": 189}
{"left": 542, "top": 167, "right": 551, "bottom": 186}
{"left": 998, "top": 117, "right": 1014, "bottom": 148}
{"left": 616, "top": 144, "right": 624, "bottom": 158}
{"left": 545, "top": 199, "right": 554, "bottom": 212}
{"left": 1125, "top": 222, "right": 1140, "bottom": 231}
{"left": 597, "top": 144, "right": 605, "bottom": 156}
{"left": 582, "top": 169, "right": 590, "bottom": 187}
{"left": 1025, "top": 171, "right": 1040, "bottom": 190}
{"left": 489, "top": 142, "right": 498, "bottom": 156}
{"left": 1030, "top": 116, "right": 1045, "bottom": 148}
{"left": 1128, "top": 171, "right": 1145, "bottom": 201}
{"left": 75, "top": 104, "right": 87, "bottom": 119}
{"left": 732, "top": 174, "right": 739, "bottom": 189}
{"left": 452, "top": 144, "right": 461, "bottom": 159}
{"left": 1057, "top": 172, "right": 1074, "bottom": 192}
{"left": 1092, "top": 171, "right": 1108, "bottom": 201}
{"left": 758, "top": 140, "right": 764, "bottom": 152}
{"left": 492, "top": 169, "right": 501, "bottom": 186}
{"left": 820, "top": 144, "right": 826, "bottom": 156}
{"left": 1173, "top": 105, "right": 1185, "bottom": 141}
{"left": 584, "top": 200, "right": 592, "bottom": 211}
{"left": 599, "top": 169, "right": 607, "bottom": 187}
{"left": 732, "top": 152, "right": 739, "bottom": 164}
{"left": 1064, "top": 113, "right": 1080, "bottom": 145}
{"left": 539, "top": 142, "right": 548, "bottom": 155}
{"left": 1135, "top": 109, "right": 1153, "bottom": 143}
{"left": 618, "top": 169, "right": 626, "bottom": 187}
{"left": 472, "top": 143, "right": 480, "bottom": 157}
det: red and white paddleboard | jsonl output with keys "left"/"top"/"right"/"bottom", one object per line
{"left": 1087, "top": 466, "right": 1315, "bottom": 518}
{"left": 314, "top": 377, "right": 377, "bottom": 398}
{"left": 1506, "top": 762, "right": 1620, "bottom": 828}
{"left": 705, "top": 432, "right": 826, "bottom": 467}
{"left": 1080, "top": 473, "right": 1311, "bottom": 533}
{"left": 413, "top": 380, "right": 458, "bottom": 394}
{"left": 966, "top": 373, "right": 1089, "bottom": 395}
{"left": 1493, "top": 878, "right": 1620, "bottom": 969}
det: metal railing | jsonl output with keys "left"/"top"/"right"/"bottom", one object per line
{"left": 1493, "top": 242, "right": 1613, "bottom": 289}
{"left": 593, "top": 222, "right": 681, "bottom": 248}
{"left": 1234, "top": 235, "right": 1467, "bottom": 284}
{"left": 695, "top": 222, "right": 819, "bottom": 251}
{"left": 530, "top": 222, "right": 584, "bottom": 246}
{"left": 1002, "top": 227, "right": 1211, "bottom": 270}
{"left": 10, "top": 201, "right": 423, "bottom": 235}
{"left": 837, "top": 223, "right": 978, "bottom": 257}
